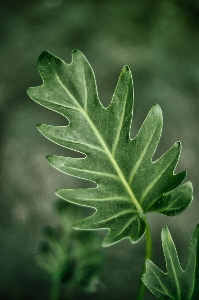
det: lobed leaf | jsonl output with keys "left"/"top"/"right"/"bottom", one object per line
{"left": 142, "top": 225, "right": 199, "bottom": 299}
{"left": 27, "top": 50, "right": 193, "bottom": 246}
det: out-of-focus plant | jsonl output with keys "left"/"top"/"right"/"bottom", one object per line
{"left": 36, "top": 199, "right": 103, "bottom": 300}
{"left": 28, "top": 50, "right": 195, "bottom": 299}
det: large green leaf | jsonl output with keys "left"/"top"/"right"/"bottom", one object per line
{"left": 27, "top": 50, "right": 192, "bottom": 246}
{"left": 142, "top": 225, "right": 199, "bottom": 299}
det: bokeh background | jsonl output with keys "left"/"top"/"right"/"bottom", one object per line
{"left": 1, "top": 1, "right": 199, "bottom": 299}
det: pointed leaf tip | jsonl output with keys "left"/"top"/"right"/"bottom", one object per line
{"left": 102, "top": 240, "right": 112, "bottom": 248}
{"left": 26, "top": 87, "right": 31, "bottom": 94}
{"left": 152, "top": 103, "right": 162, "bottom": 114}
{"left": 174, "top": 141, "right": 181, "bottom": 149}
{"left": 123, "top": 65, "right": 130, "bottom": 71}
{"left": 38, "top": 50, "right": 51, "bottom": 63}
{"left": 55, "top": 189, "right": 59, "bottom": 195}
{"left": 39, "top": 50, "right": 53, "bottom": 59}
{"left": 71, "top": 49, "right": 85, "bottom": 60}
{"left": 162, "top": 225, "right": 169, "bottom": 236}
{"left": 46, "top": 155, "right": 53, "bottom": 162}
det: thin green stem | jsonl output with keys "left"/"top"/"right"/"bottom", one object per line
{"left": 136, "top": 216, "right": 152, "bottom": 300}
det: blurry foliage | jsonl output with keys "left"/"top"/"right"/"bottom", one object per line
{"left": 36, "top": 200, "right": 103, "bottom": 299}
{"left": 1, "top": 0, "right": 199, "bottom": 299}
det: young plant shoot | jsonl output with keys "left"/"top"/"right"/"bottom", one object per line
{"left": 36, "top": 200, "right": 103, "bottom": 300}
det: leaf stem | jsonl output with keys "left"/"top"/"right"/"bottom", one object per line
{"left": 136, "top": 216, "right": 152, "bottom": 300}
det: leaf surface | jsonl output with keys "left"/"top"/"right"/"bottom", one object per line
{"left": 142, "top": 225, "right": 199, "bottom": 299}
{"left": 27, "top": 50, "right": 192, "bottom": 246}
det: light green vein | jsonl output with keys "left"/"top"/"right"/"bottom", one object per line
{"left": 84, "top": 113, "right": 142, "bottom": 212}
{"left": 47, "top": 57, "right": 143, "bottom": 213}
{"left": 165, "top": 237, "right": 181, "bottom": 300}
{"left": 59, "top": 139, "right": 103, "bottom": 152}
{"left": 111, "top": 73, "right": 129, "bottom": 156}
{"left": 114, "top": 215, "right": 138, "bottom": 238}
{"left": 43, "top": 131, "right": 104, "bottom": 153}
{"left": 140, "top": 158, "right": 177, "bottom": 205}
{"left": 93, "top": 209, "right": 138, "bottom": 225}
{"left": 65, "top": 166, "right": 120, "bottom": 179}
{"left": 128, "top": 125, "right": 157, "bottom": 185}
{"left": 158, "top": 194, "right": 182, "bottom": 212}
{"left": 146, "top": 264, "right": 173, "bottom": 299}
{"left": 73, "top": 196, "right": 131, "bottom": 202}
{"left": 33, "top": 95, "right": 79, "bottom": 111}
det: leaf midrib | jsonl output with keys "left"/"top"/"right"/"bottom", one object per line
{"left": 165, "top": 236, "right": 181, "bottom": 300}
{"left": 93, "top": 209, "right": 138, "bottom": 225}
{"left": 47, "top": 57, "right": 143, "bottom": 213}
{"left": 128, "top": 125, "right": 157, "bottom": 185}
{"left": 148, "top": 265, "right": 173, "bottom": 299}
{"left": 141, "top": 157, "right": 179, "bottom": 208}
{"left": 111, "top": 75, "right": 129, "bottom": 156}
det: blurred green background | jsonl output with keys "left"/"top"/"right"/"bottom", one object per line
{"left": 1, "top": 0, "right": 199, "bottom": 299}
